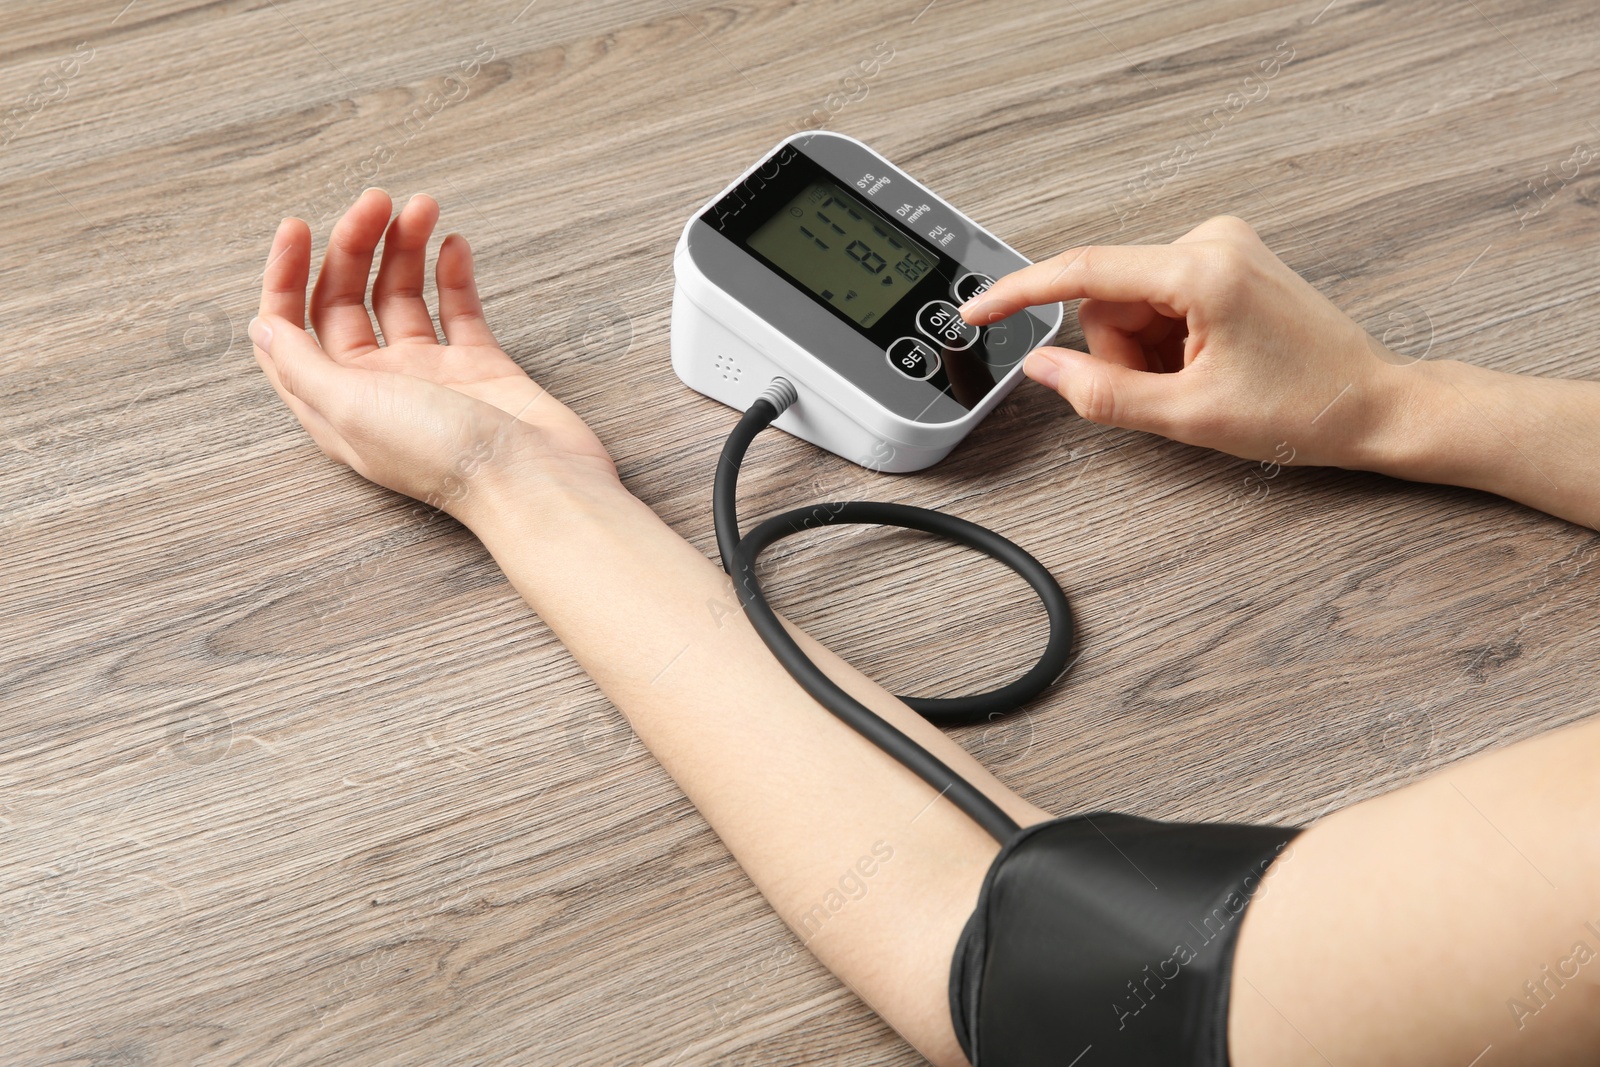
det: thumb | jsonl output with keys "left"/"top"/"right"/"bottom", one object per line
{"left": 249, "top": 313, "right": 364, "bottom": 469}
{"left": 249, "top": 313, "right": 356, "bottom": 418}
{"left": 1023, "top": 347, "right": 1182, "bottom": 433}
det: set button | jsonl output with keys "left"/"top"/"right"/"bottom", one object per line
{"left": 915, "top": 300, "right": 979, "bottom": 351}
{"left": 952, "top": 271, "right": 996, "bottom": 304}
{"left": 886, "top": 336, "right": 940, "bottom": 380}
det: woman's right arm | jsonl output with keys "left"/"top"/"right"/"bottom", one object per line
{"left": 960, "top": 215, "right": 1600, "bottom": 530}
{"left": 961, "top": 220, "right": 1600, "bottom": 1063}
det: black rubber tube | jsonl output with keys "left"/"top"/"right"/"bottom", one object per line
{"left": 713, "top": 396, "right": 1076, "bottom": 844}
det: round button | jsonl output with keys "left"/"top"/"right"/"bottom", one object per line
{"left": 915, "top": 300, "right": 979, "bottom": 351}
{"left": 886, "top": 336, "right": 941, "bottom": 380}
{"left": 978, "top": 314, "right": 1018, "bottom": 368}
{"left": 978, "top": 310, "right": 1049, "bottom": 368}
{"left": 952, "top": 271, "right": 996, "bottom": 304}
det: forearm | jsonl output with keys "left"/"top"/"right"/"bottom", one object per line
{"left": 1366, "top": 358, "right": 1600, "bottom": 529}
{"left": 468, "top": 471, "right": 1049, "bottom": 1064}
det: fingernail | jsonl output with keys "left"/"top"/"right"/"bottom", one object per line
{"left": 1024, "top": 350, "right": 1061, "bottom": 390}
{"left": 248, "top": 315, "right": 273, "bottom": 353}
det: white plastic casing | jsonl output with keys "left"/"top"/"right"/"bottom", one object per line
{"left": 670, "top": 131, "right": 1061, "bottom": 473}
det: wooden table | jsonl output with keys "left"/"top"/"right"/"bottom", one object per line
{"left": 4, "top": 0, "right": 1596, "bottom": 1062}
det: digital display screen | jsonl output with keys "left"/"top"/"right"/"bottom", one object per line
{"left": 745, "top": 179, "right": 939, "bottom": 328}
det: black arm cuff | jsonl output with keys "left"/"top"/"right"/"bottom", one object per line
{"left": 950, "top": 813, "right": 1301, "bottom": 1067}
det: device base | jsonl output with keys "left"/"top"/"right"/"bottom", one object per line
{"left": 670, "top": 285, "right": 956, "bottom": 473}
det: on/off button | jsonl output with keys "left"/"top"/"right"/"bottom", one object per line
{"left": 886, "top": 336, "right": 940, "bottom": 380}
{"left": 916, "top": 300, "right": 979, "bottom": 350}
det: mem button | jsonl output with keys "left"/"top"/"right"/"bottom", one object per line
{"left": 916, "top": 300, "right": 979, "bottom": 351}
{"left": 886, "top": 336, "right": 940, "bottom": 380}
{"left": 952, "top": 271, "right": 996, "bottom": 304}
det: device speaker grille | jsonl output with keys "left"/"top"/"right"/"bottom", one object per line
{"left": 714, "top": 352, "right": 743, "bottom": 382}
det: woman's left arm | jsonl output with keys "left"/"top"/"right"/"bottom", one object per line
{"left": 251, "top": 188, "right": 1051, "bottom": 1067}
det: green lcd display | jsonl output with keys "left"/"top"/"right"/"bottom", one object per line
{"left": 746, "top": 179, "right": 938, "bottom": 329}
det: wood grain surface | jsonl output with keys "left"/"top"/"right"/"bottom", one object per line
{"left": 3, "top": 0, "right": 1598, "bottom": 1063}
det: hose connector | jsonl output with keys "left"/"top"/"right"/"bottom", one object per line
{"left": 756, "top": 377, "right": 798, "bottom": 416}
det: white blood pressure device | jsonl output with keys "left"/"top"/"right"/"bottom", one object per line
{"left": 671, "top": 131, "right": 1062, "bottom": 472}
{"left": 674, "top": 132, "right": 1077, "bottom": 846}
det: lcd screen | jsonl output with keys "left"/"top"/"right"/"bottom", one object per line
{"left": 745, "top": 179, "right": 939, "bottom": 329}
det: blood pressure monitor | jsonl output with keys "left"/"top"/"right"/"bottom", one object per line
{"left": 671, "top": 131, "right": 1062, "bottom": 472}
{"left": 679, "top": 132, "right": 1079, "bottom": 847}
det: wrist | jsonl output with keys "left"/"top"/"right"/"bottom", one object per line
{"left": 424, "top": 415, "right": 636, "bottom": 541}
{"left": 464, "top": 447, "right": 652, "bottom": 555}
{"left": 458, "top": 449, "right": 722, "bottom": 643}
{"left": 1353, "top": 356, "right": 1510, "bottom": 493}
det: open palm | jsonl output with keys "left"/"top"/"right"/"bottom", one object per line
{"left": 252, "top": 189, "right": 619, "bottom": 519}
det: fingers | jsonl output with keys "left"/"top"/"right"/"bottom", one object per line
{"left": 961, "top": 243, "right": 1198, "bottom": 327}
{"left": 256, "top": 223, "right": 355, "bottom": 460}
{"left": 309, "top": 187, "right": 392, "bottom": 359}
{"left": 260, "top": 217, "right": 311, "bottom": 327}
{"left": 1022, "top": 345, "right": 1185, "bottom": 435}
{"left": 436, "top": 233, "right": 498, "bottom": 347}
{"left": 372, "top": 193, "right": 443, "bottom": 345}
